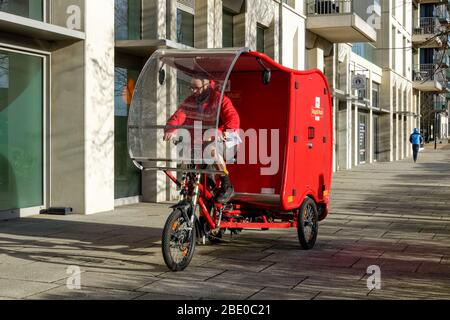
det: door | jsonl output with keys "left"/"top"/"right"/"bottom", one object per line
{"left": 114, "top": 64, "right": 142, "bottom": 200}
{"left": 0, "top": 49, "right": 44, "bottom": 217}
{"left": 294, "top": 74, "right": 329, "bottom": 204}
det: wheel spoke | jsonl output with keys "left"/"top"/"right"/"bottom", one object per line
{"left": 168, "top": 217, "right": 192, "bottom": 264}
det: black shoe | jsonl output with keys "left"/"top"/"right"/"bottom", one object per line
{"left": 216, "top": 175, "right": 234, "bottom": 204}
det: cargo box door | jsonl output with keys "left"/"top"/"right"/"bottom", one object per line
{"left": 294, "top": 76, "right": 328, "bottom": 202}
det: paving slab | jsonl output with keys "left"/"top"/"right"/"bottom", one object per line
{"left": 0, "top": 279, "right": 60, "bottom": 299}
{"left": 248, "top": 287, "right": 319, "bottom": 300}
{"left": 54, "top": 271, "right": 159, "bottom": 291}
{"left": 0, "top": 262, "right": 72, "bottom": 283}
{"left": 137, "top": 278, "right": 263, "bottom": 300}
{"left": 209, "top": 270, "right": 307, "bottom": 289}
{"left": 27, "top": 285, "right": 144, "bottom": 300}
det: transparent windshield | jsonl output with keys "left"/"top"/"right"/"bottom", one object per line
{"left": 128, "top": 48, "right": 247, "bottom": 171}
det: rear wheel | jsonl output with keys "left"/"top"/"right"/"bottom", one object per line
{"left": 162, "top": 209, "right": 196, "bottom": 271}
{"left": 297, "top": 197, "right": 319, "bottom": 250}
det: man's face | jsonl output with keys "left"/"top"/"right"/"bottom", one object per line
{"left": 191, "top": 78, "right": 209, "bottom": 97}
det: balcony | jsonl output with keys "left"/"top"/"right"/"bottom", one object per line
{"left": 413, "top": 17, "right": 444, "bottom": 48}
{"left": 413, "top": 64, "right": 446, "bottom": 92}
{"left": 306, "top": 0, "right": 377, "bottom": 43}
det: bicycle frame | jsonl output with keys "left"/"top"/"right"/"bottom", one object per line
{"left": 164, "top": 169, "right": 298, "bottom": 231}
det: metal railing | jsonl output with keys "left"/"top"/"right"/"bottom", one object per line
{"left": 413, "top": 64, "right": 447, "bottom": 83}
{"left": 413, "top": 17, "right": 442, "bottom": 35}
{"left": 307, "top": 0, "right": 353, "bottom": 15}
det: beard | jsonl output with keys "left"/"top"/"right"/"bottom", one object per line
{"left": 196, "top": 88, "right": 211, "bottom": 105}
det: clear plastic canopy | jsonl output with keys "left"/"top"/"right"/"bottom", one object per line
{"left": 128, "top": 48, "right": 249, "bottom": 171}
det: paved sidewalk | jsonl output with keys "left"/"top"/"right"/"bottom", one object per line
{"left": 0, "top": 148, "right": 449, "bottom": 300}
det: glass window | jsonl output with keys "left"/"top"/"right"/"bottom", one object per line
{"left": 372, "top": 82, "right": 380, "bottom": 108}
{"left": 223, "top": 10, "right": 234, "bottom": 48}
{"left": 0, "top": 0, "right": 43, "bottom": 21}
{"left": 114, "top": 67, "right": 141, "bottom": 199}
{"left": 0, "top": 50, "right": 43, "bottom": 211}
{"left": 115, "top": 0, "right": 141, "bottom": 40}
{"left": 177, "top": 9, "right": 194, "bottom": 47}
{"left": 257, "top": 25, "right": 265, "bottom": 53}
{"left": 352, "top": 43, "right": 376, "bottom": 65}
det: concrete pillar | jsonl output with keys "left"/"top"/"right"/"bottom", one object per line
{"left": 166, "top": 0, "right": 177, "bottom": 42}
{"left": 233, "top": 1, "right": 256, "bottom": 49}
{"left": 142, "top": 0, "right": 166, "bottom": 40}
{"left": 51, "top": 0, "right": 115, "bottom": 215}
{"left": 337, "top": 101, "right": 348, "bottom": 170}
{"left": 51, "top": 42, "right": 86, "bottom": 213}
{"left": 264, "top": 7, "right": 279, "bottom": 61}
{"left": 83, "top": 0, "right": 115, "bottom": 214}
{"left": 307, "top": 48, "right": 324, "bottom": 72}
{"left": 195, "top": 0, "right": 223, "bottom": 48}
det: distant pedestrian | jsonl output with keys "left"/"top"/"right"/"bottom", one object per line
{"left": 410, "top": 128, "right": 424, "bottom": 163}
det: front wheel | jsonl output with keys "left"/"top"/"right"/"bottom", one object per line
{"left": 162, "top": 209, "right": 196, "bottom": 271}
{"left": 297, "top": 197, "right": 319, "bottom": 250}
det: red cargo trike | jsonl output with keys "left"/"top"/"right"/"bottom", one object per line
{"left": 128, "top": 48, "right": 333, "bottom": 271}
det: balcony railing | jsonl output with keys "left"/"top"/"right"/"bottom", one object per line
{"left": 414, "top": 17, "right": 442, "bottom": 35}
{"left": 413, "top": 64, "right": 447, "bottom": 82}
{"left": 307, "top": 0, "right": 353, "bottom": 15}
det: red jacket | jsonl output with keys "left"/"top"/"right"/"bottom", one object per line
{"left": 166, "top": 89, "right": 240, "bottom": 134}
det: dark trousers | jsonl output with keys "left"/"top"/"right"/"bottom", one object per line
{"left": 412, "top": 144, "right": 420, "bottom": 162}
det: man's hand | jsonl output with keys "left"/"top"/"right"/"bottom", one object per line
{"left": 221, "top": 131, "right": 231, "bottom": 142}
{"left": 163, "top": 132, "right": 176, "bottom": 142}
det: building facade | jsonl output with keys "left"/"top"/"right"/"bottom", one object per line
{"left": 412, "top": 0, "right": 449, "bottom": 143}
{"left": 0, "top": 0, "right": 447, "bottom": 218}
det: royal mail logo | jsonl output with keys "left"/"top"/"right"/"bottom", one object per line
{"left": 312, "top": 108, "right": 324, "bottom": 122}
{"left": 312, "top": 109, "right": 324, "bottom": 117}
